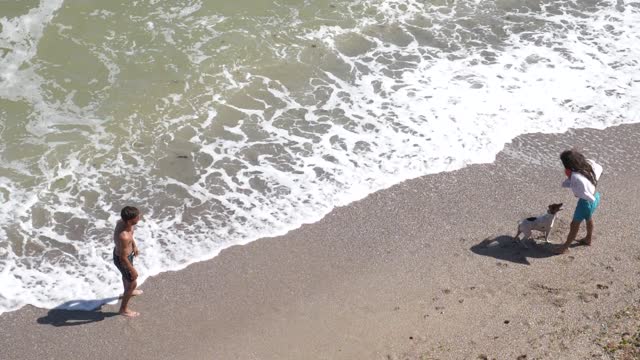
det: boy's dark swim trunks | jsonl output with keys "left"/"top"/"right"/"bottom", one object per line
{"left": 113, "top": 249, "right": 135, "bottom": 282}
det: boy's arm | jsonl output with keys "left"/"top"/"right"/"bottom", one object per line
{"left": 132, "top": 239, "right": 139, "bottom": 257}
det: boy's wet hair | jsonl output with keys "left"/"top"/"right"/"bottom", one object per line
{"left": 560, "top": 149, "right": 597, "bottom": 186}
{"left": 121, "top": 206, "right": 140, "bottom": 221}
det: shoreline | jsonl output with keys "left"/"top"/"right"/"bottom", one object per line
{"left": 1, "top": 123, "right": 640, "bottom": 359}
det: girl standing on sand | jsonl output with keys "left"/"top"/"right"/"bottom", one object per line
{"left": 555, "top": 149, "right": 603, "bottom": 254}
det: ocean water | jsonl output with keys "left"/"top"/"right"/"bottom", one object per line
{"left": 0, "top": 0, "right": 639, "bottom": 314}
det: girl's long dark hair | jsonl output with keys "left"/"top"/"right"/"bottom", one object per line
{"left": 560, "top": 149, "right": 597, "bottom": 186}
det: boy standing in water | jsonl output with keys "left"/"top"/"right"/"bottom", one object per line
{"left": 555, "top": 150, "right": 603, "bottom": 254}
{"left": 113, "top": 206, "right": 143, "bottom": 317}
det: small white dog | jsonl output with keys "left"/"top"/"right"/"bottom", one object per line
{"left": 515, "top": 203, "right": 563, "bottom": 246}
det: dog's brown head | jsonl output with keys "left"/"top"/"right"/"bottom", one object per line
{"left": 547, "top": 203, "right": 563, "bottom": 214}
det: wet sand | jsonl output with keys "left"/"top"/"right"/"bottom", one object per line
{"left": 1, "top": 123, "right": 639, "bottom": 359}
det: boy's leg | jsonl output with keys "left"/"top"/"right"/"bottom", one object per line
{"left": 555, "top": 220, "right": 581, "bottom": 254}
{"left": 119, "top": 278, "right": 143, "bottom": 297}
{"left": 119, "top": 278, "right": 139, "bottom": 317}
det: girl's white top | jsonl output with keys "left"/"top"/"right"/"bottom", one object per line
{"left": 561, "top": 159, "right": 603, "bottom": 202}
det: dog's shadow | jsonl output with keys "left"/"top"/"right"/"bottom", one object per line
{"left": 470, "top": 235, "right": 556, "bottom": 265}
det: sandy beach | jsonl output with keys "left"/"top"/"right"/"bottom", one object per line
{"left": 1, "top": 123, "right": 640, "bottom": 360}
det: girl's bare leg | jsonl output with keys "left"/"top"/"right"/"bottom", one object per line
{"left": 555, "top": 220, "right": 581, "bottom": 254}
{"left": 583, "top": 218, "right": 594, "bottom": 245}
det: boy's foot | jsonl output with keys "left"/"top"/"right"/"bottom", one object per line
{"left": 120, "top": 310, "right": 140, "bottom": 318}
{"left": 577, "top": 238, "right": 592, "bottom": 246}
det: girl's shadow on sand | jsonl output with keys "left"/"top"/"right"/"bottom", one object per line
{"left": 37, "top": 298, "right": 120, "bottom": 327}
{"left": 470, "top": 235, "right": 558, "bottom": 265}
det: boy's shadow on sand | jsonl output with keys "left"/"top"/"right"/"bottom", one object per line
{"left": 37, "top": 298, "right": 120, "bottom": 327}
{"left": 470, "top": 235, "right": 558, "bottom": 265}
